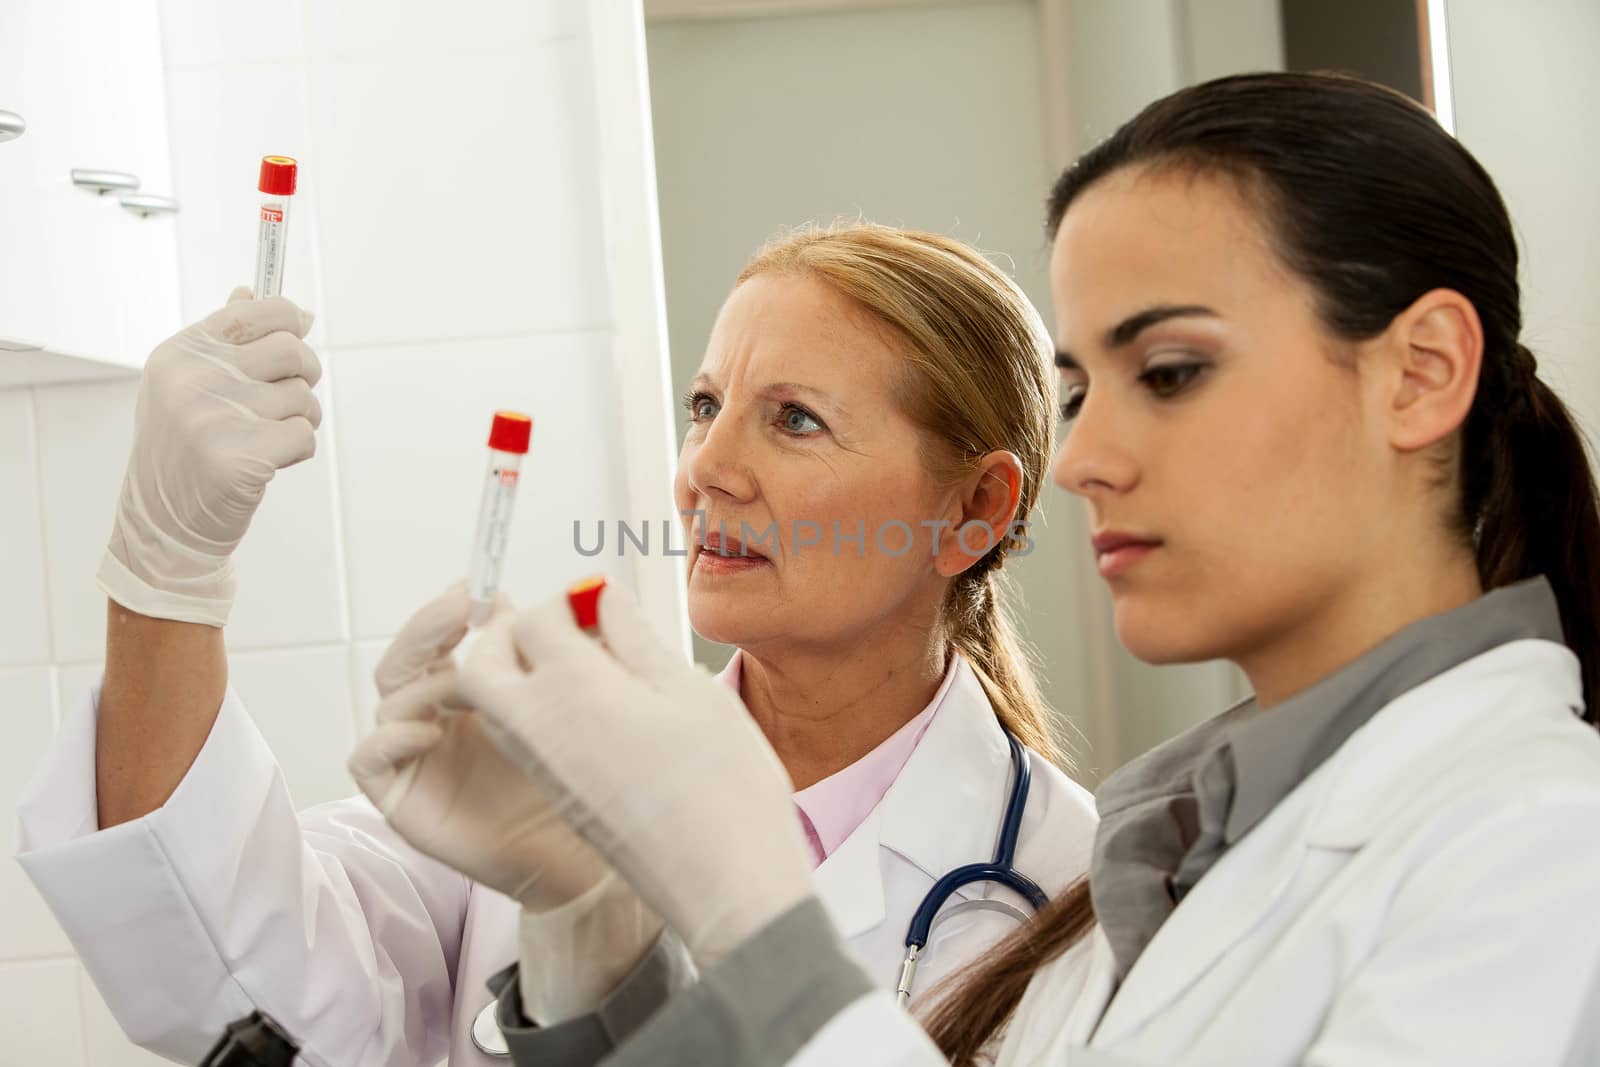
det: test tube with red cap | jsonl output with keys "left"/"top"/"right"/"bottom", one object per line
{"left": 567, "top": 577, "right": 606, "bottom": 633}
{"left": 255, "top": 156, "right": 298, "bottom": 298}
{"left": 468, "top": 411, "right": 534, "bottom": 625}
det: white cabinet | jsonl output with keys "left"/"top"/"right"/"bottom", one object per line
{"left": 0, "top": 0, "right": 181, "bottom": 385}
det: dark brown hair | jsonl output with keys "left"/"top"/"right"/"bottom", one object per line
{"left": 924, "top": 70, "right": 1600, "bottom": 1064}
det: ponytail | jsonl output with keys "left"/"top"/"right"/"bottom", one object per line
{"left": 948, "top": 568, "right": 1063, "bottom": 766}
{"left": 921, "top": 878, "right": 1095, "bottom": 1065}
{"left": 1465, "top": 343, "right": 1600, "bottom": 720}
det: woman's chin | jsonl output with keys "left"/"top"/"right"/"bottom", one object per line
{"left": 686, "top": 597, "right": 766, "bottom": 649}
{"left": 1113, "top": 603, "right": 1222, "bottom": 667}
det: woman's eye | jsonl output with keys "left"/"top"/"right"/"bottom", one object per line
{"left": 1058, "top": 385, "right": 1086, "bottom": 423}
{"left": 779, "top": 403, "right": 823, "bottom": 435}
{"left": 1141, "top": 362, "right": 1205, "bottom": 398}
{"left": 683, "top": 392, "right": 719, "bottom": 422}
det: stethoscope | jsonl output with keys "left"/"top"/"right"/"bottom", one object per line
{"left": 471, "top": 728, "right": 1046, "bottom": 1054}
{"left": 472, "top": 1000, "right": 510, "bottom": 1057}
{"left": 895, "top": 728, "right": 1047, "bottom": 1005}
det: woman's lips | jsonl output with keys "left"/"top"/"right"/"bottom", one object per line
{"left": 693, "top": 528, "right": 772, "bottom": 576}
{"left": 693, "top": 550, "right": 771, "bottom": 576}
{"left": 1091, "top": 531, "right": 1162, "bottom": 580}
{"left": 697, "top": 527, "right": 768, "bottom": 559}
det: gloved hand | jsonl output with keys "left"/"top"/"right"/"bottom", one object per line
{"left": 99, "top": 287, "right": 321, "bottom": 626}
{"left": 348, "top": 585, "right": 664, "bottom": 1023}
{"left": 460, "top": 584, "right": 815, "bottom": 969}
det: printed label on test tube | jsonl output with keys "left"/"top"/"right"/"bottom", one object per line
{"left": 255, "top": 155, "right": 297, "bottom": 298}
{"left": 468, "top": 411, "right": 534, "bottom": 625}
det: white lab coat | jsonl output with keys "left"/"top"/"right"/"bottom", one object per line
{"left": 15, "top": 655, "right": 1095, "bottom": 1066}
{"left": 793, "top": 637, "right": 1600, "bottom": 1066}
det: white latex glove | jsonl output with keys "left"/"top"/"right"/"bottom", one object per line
{"left": 514, "top": 870, "right": 671, "bottom": 1025}
{"left": 461, "top": 584, "right": 815, "bottom": 969}
{"left": 348, "top": 585, "right": 663, "bottom": 1023}
{"left": 99, "top": 287, "right": 321, "bottom": 626}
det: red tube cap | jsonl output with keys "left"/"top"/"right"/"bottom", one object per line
{"left": 567, "top": 577, "right": 606, "bottom": 630}
{"left": 487, "top": 411, "right": 532, "bottom": 454}
{"left": 259, "top": 155, "right": 298, "bottom": 196}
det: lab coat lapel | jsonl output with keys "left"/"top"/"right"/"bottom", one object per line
{"left": 1061, "top": 929, "right": 1120, "bottom": 1045}
{"left": 1300, "top": 639, "right": 1581, "bottom": 849}
{"left": 813, "top": 805, "right": 889, "bottom": 939}
{"left": 877, "top": 659, "right": 1013, "bottom": 902}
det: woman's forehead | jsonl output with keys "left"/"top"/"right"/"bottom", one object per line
{"left": 1048, "top": 170, "right": 1292, "bottom": 341}
{"left": 701, "top": 273, "right": 906, "bottom": 390}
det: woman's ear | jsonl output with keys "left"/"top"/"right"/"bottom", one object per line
{"left": 1382, "top": 288, "right": 1484, "bottom": 453}
{"left": 935, "top": 451, "right": 1024, "bottom": 578}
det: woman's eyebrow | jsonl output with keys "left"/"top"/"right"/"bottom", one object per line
{"left": 764, "top": 382, "right": 847, "bottom": 416}
{"left": 1103, "top": 304, "right": 1219, "bottom": 348}
{"left": 1057, "top": 304, "right": 1220, "bottom": 369}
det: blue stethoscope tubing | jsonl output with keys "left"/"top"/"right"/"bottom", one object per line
{"left": 896, "top": 729, "right": 1048, "bottom": 1006}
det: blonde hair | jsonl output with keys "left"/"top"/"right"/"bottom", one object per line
{"left": 737, "top": 222, "right": 1064, "bottom": 765}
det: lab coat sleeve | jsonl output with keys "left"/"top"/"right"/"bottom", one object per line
{"left": 605, "top": 896, "right": 944, "bottom": 1067}
{"left": 15, "top": 680, "right": 472, "bottom": 1067}
{"left": 1304, "top": 796, "right": 1600, "bottom": 1067}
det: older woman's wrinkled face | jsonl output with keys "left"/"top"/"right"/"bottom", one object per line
{"left": 675, "top": 273, "right": 963, "bottom": 653}
{"left": 1049, "top": 167, "right": 1387, "bottom": 668}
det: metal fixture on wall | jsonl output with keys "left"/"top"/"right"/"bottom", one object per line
{"left": 119, "top": 193, "right": 180, "bottom": 218}
{"left": 71, "top": 168, "right": 141, "bottom": 195}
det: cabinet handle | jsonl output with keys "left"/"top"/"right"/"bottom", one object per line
{"left": 72, "top": 169, "right": 141, "bottom": 195}
{"left": 119, "top": 193, "right": 180, "bottom": 217}
{"left": 0, "top": 111, "right": 23, "bottom": 143}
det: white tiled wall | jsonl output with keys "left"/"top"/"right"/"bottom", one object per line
{"left": 1, "top": 0, "right": 667, "bottom": 1061}
{"left": 0, "top": 394, "right": 49, "bottom": 668}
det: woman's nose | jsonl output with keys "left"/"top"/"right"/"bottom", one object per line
{"left": 1050, "top": 393, "right": 1139, "bottom": 500}
{"left": 683, "top": 412, "right": 757, "bottom": 503}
